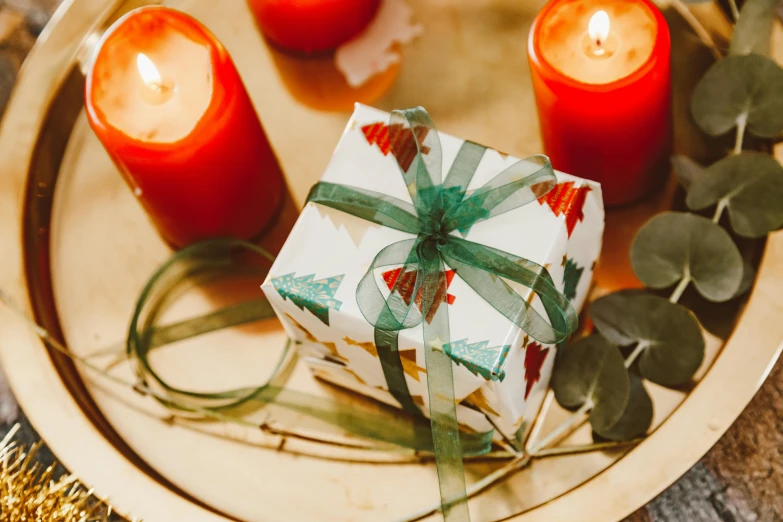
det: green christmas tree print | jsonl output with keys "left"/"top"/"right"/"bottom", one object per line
{"left": 443, "top": 339, "right": 510, "bottom": 382}
{"left": 562, "top": 256, "right": 584, "bottom": 302}
{"left": 272, "top": 272, "right": 344, "bottom": 326}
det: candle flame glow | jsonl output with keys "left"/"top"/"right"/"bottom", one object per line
{"left": 588, "top": 10, "right": 610, "bottom": 45}
{"left": 136, "top": 53, "right": 162, "bottom": 88}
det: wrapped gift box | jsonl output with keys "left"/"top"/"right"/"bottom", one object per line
{"left": 261, "top": 104, "right": 604, "bottom": 441}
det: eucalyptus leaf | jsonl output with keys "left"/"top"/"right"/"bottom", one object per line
{"left": 691, "top": 54, "right": 783, "bottom": 137}
{"left": 631, "top": 212, "right": 743, "bottom": 302}
{"left": 552, "top": 335, "right": 630, "bottom": 433}
{"left": 672, "top": 154, "right": 706, "bottom": 190}
{"left": 590, "top": 291, "right": 705, "bottom": 387}
{"left": 686, "top": 152, "right": 783, "bottom": 237}
{"left": 731, "top": 0, "right": 777, "bottom": 55}
{"left": 594, "top": 374, "right": 653, "bottom": 441}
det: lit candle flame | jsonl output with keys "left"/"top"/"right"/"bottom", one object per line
{"left": 588, "top": 10, "right": 610, "bottom": 46}
{"left": 136, "top": 53, "right": 162, "bottom": 89}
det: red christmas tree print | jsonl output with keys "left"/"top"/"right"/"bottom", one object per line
{"left": 361, "top": 122, "right": 431, "bottom": 172}
{"left": 382, "top": 268, "right": 456, "bottom": 324}
{"left": 524, "top": 342, "right": 549, "bottom": 399}
{"left": 361, "top": 122, "right": 391, "bottom": 154}
{"left": 537, "top": 182, "right": 591, "bottom": 237}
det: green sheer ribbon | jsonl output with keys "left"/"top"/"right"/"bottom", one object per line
{"left": 306, "top": 107, "right": 578, "bottom": 521}
{"left": 127, "top": 238, "right": 495, "bottom": 457}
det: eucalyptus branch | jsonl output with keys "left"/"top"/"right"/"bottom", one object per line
{"left": 734, "top": 114, "right": 747, "bottom": 155}
{"left": 397, "top": 454, "right": 532, "bottom": 522}
{"left": 533, "top": 438, "right": 643, "bottom": 458}
{"left": 669, "top": 273, "right": 692, "bottom": 302}
{"left": 258, "top": 422, "right": 411, "bottom": 452}
{"left": 624, "top": 341, "right": 649, "bottom": 368}
{"left": 727, "top": 0, "right": 740, "bottom": 22}
{"left": 670, "top": 0, "right": 724, "bottom": 60}
{"left": 483, "top": 413, "right": 524, "bottom": 456}
{"left": 712, "top": 199, "right": 728, "bottom": 223}
{"left": 668, "top": 121, "right": 741, "bottom": 305}
{"left": 528, "top": 401, "right": 592, "bottom": 455}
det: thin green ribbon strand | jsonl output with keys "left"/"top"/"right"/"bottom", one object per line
{"left": 306, "top": 107, "right": 578, "bottom": 521}
{"left": 127, "top": 238, "right": 495, "bottom": 456}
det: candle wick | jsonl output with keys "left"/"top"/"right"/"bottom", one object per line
{"left": 150, "top": 81, "right": 173, "bottom": 95}
{"left": 140, "top": 78, "right": 174, "bottom": 105}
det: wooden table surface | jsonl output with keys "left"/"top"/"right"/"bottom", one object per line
{"left": 0, "top": 1, "right": 780, "bottom": 521}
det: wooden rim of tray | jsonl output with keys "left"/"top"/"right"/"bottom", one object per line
{"left": 0, "top": 0, "right": 781, "bottom": 521}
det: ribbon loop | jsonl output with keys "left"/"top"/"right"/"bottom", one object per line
{"left": 356, "top": 238, "right": 424, "bottom": 331}
{"left": 390, "top": 108, "right": 444, "bottom": 216}
{"left": 306, "top": 182, "right": 421, "bottom": 234}
{"left": 443, "top": 141, "right": 486, "bottom": 196}
{"left": 441, "top": 154, "right": 557, "bottom": 233}
{"left": 440, "top": 237, "right": 577, "bottom": 345}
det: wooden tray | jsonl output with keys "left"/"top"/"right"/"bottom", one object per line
{"left": 0, "top": 0, "right": 781, "bottom": 520}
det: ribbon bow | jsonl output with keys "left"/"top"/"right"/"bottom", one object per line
{"left": 306, "top": 107, "right": 577, "bottom": 521}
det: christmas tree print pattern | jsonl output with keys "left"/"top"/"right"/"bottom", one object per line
{"left": 283, "top": 313, "right": 347, "bottom": 364}
{"left": 382, "top": 268, "right": 456, "bottom": 324}
{"left": 272, "top": 272, "right": 344, "bottom": 326}
{"left": 523, "top": 342, "right": 549, "bottom": 399}
{"left": 465, "top": 388, "right": 500, "bottom": 417}
{"left": 538, "top": 181, "right": 591, "bottom": 237}
{"left": 562, "top": 255, "right": 584, "bottom": 302}
{"left": 443, "top": 339, "right": 510, "bottom": 382}
{"left": 361, "top": 121, "right": 431, "bottom": 172}
{"left": 343, "top": 337, "right": 426, "bottom": 382}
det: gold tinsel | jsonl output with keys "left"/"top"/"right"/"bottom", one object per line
{"left": 0, "top": 424, "right": 125, "bottom": 521}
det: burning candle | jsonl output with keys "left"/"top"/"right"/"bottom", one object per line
{"left": 247, "top": 0, "right": 381, "bottom": 53}
{"left": 85, "top": 6, "right": 285, "bottom": 249}
{"left": 528, "top": 0, "right": 671, "bottom": 206}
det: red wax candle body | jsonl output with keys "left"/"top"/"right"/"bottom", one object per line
{"left": 86, "top": 7, "right": 284, "bottom": 248}
{"left": 248, "top": 0, "right": 381, "bottom": 53}
{"left": 528, "top": 0, "right": 671, "bottom": 206}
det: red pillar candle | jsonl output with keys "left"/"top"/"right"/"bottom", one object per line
{"left": 247, "top": 0, "right": 381, "bottom": 53}
{"left": 85, "top": 6, "right": 284, "bottom": 249}
{"left": 528, "top": 0, "right": 671, "bottom": 206}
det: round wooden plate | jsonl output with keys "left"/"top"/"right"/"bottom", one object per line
{"left": 1, "top": 0, "right": 782, "bottom": 521}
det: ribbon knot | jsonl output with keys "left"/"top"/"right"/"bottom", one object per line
{"left": 306, "top": 107, "right": 578, "bottom": 521}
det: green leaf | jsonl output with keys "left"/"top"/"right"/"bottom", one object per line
{"left": 590, "top": 291, "right": 705, "bottom": 387}
{"left": 552, "top": 335, "right": 630, "bottom": 433}
{"left": 672, "top": 155, "right": 706, "bottom": 190}
{"left": 691, "top": 54, "right": 783, "bottom": 137}
{"left": 594, "top": 374, "right": 653, "bottom": 441}
{"left": 686, "top": 152, "right": 783, "bottom": 238}
{"left": 730, "top": 0, "right": 777, "bottom": 56}
{"left": 631, "top": 212, "right": 743, "bottom": 302}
